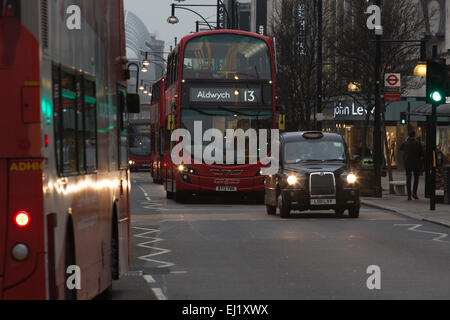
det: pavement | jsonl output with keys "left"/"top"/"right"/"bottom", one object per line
{"left": 361, "top": 169, "right": 450, "bottom": 228}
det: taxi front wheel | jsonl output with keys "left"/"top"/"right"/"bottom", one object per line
{"left": 278, "top": 194, "right": 291, "bottom": 218}
{"left": 349, "top": 206, "right": 360, "bottom": 218}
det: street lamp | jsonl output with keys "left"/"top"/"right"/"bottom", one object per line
{"left": 413, "top": 62, "right": 427, "bottom": 77}
{"left": 126, "top": 62, "right": 140, "bottom": 93}
{"left": 142, "top": 52, "right": 150, "bottom": 67}
{"left": 139, "top": 80, "right": 145, "bottom": 91}
{"left": 167, "top": 3, "right": 217, "bottom": 30}
{"left": 347, "top": 81, "right": 362, "bottom": 93}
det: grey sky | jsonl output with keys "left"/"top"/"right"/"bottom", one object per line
{"left": 124, "top": 0, "right": 219, "bottom": 55}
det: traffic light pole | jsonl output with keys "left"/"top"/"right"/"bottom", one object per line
{"left": 426, "top": 46, "right": 446, "bottom": 210}
{"left": 430, "top": 101, "right": 437, "bottom": 210}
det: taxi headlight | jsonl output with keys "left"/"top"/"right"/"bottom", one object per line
{"left": 287, "top": 175, "right": 297, "bottom": 185}
{"left": 346, "top": 173, "right": 357, "bottom": 184}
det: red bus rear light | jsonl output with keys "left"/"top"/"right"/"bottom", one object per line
{"left": 14, "top": 211, "right": 31, "bottom": 227}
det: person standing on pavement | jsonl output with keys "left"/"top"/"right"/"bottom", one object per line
{"left": 400, "top": 130, "right": 424, "bottom": 200}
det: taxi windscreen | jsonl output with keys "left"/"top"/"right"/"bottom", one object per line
{"left": 284, "top": 140, "right": 347, "bottom": 163}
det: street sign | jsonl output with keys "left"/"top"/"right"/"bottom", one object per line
{"left": 384, "top": 73, "right": 401, "bottom": 102}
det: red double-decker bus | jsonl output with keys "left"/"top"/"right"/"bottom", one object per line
{"left": 0, "top": 0, "right": 138, "bottom": 299}
{"left": 149, "top": 77, "right": 166, "bottom": 184}
{"left": 128, "top": 118, "right": 151, "bottom": 172}
{"left": 163, "top": 30, "right": 277, "bottom": 203}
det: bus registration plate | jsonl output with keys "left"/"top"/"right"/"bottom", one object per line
{"left": 216, "top": 186, "right": 237, "bottom": 192}
{"left": 310, "top": 199, "right": 336, "bottom": 205}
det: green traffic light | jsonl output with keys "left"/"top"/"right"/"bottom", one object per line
{"left": 430, "top": 91, "right": 443, "bottom": 102}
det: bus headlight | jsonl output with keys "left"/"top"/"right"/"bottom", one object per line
{"left": 287, "top": 175, "right": 297, "bottom": 185}
{"left": 178, "top": 164, "right": 185, "bottom": 172}
{"left": 129, "top": 160, "right": 135, "bottom": 165}
{"left": 346, "top": 173, "right": 357, "bottom": 184}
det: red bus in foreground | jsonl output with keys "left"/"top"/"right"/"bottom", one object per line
{"left": 163, "top": 30, "right": 277, "bottom": 203}
{"left": 150, "top": 77, "right": 166, "bottom": 184}
{"left": 0, "top": 1, "right": 138, "bottom": 299}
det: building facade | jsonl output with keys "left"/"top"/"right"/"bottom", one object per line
{"left": 125, "top": 10, "right": 165, "bottom": 107}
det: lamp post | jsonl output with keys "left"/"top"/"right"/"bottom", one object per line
{"left": 126, "top": 62, "right": 140, "bottom": 93}
{"left": 316, "top": 0, "right": 323, "bottom": 131}
{"left": 168, "top": 1, "right": 232, "bottom": 30}
{"left": 168, "top": 3, "right": 215, "bottom": 30}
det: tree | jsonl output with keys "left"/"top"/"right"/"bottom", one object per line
{"left": 271, "top": 0, "right": 428, "bottom": 145}
{"left": 271, "top": 0, "right": 337, "bottom": 131}
{"left": 327, "top": 0, "right": 427, "bottom": 157}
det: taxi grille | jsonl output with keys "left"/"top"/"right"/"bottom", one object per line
{"left": 310, "top": 172, "right": 335, "bottom": 196}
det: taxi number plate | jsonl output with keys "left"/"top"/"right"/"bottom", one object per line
{"left": 216, "top": 186, "right": 237, "bottom": 191}
{"left": 310, "top": 199, "right": 336, "bottom": 205}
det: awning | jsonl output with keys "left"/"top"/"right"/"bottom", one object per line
{"left": 411, "top": 103, "right": 450, "bottom": 116}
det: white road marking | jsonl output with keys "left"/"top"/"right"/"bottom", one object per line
{"left": 136, "top": 185, "right": 168, "bottom": 210}
{"left": 143, "top": 275, "right": 156, "bottom": 283}
{"left": 151, "top": 288, "right": 168, "bottom": 300}
{"left": 141, "top": 201, "right": 168, "bottom": 210}
{"left": 170, "top": 270, "right": 187, "bottom": 274}
{"left": 133, "top": 226, "right": 175, "bottom": 268}
{"left": 394, "top": 224, "right": 449, "bottom": 243}
{"left": 137, "top": 185, "right": 152, "bottom": 201}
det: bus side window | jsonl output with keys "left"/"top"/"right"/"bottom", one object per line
{"left": 76, "top": 77, "right": 86, "bottom": 174}
{"left": 175, "top": 53, "right": 179, "bottom": 83}
{"left": 117, "top": 88, "right": 128, "bottom": 169}
{"left": 60, "top": 70, "right": 78, "bottom": 175}
{"left": 52, "top": 65, "right": 62, "bottom": 175}
{"left": 168, "top": 55, "right": 172, "bottom": 86}
{"left": 83, "top": 78, "right": 97, "bottom": 173}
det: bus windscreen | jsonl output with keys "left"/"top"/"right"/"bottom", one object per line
{"left": 182, "top": 34, "right": 272, "bottom": 81}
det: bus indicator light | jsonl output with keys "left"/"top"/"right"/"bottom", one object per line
{"left": 14, "top": 211, "right": 31, "bottom": 227}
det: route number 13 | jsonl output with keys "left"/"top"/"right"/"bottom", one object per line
{"left": 244, "top": 90, "right": 256, "bottom": 102}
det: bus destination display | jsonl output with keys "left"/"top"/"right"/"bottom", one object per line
{"left": 190, "top": 87, "right": 262, "bottom": 104}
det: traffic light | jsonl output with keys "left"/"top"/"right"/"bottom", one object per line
{"left": 426, "top": 58, "right": 447, "bottom": 104}
{"left": 400, "top": 112, "right": 407, "bottom": 125}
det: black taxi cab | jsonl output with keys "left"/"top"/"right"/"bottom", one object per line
{"left": 264, "top": 131, "right": 360, "bottom": 218}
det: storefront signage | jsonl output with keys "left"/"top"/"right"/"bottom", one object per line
{"left": 333, "top": 101, "right": 374, "bottom": 120}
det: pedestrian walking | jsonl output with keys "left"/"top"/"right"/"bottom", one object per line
{"left": 400, "top": 130, "right": 424, "bottom": 200}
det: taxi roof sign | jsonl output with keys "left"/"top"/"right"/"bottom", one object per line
{"left": 302, "top": 132, "right": 324, "bottom": 139}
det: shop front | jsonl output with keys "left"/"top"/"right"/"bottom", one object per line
{"left": 322, "top": 99, "right": 428, "bottom": 169}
